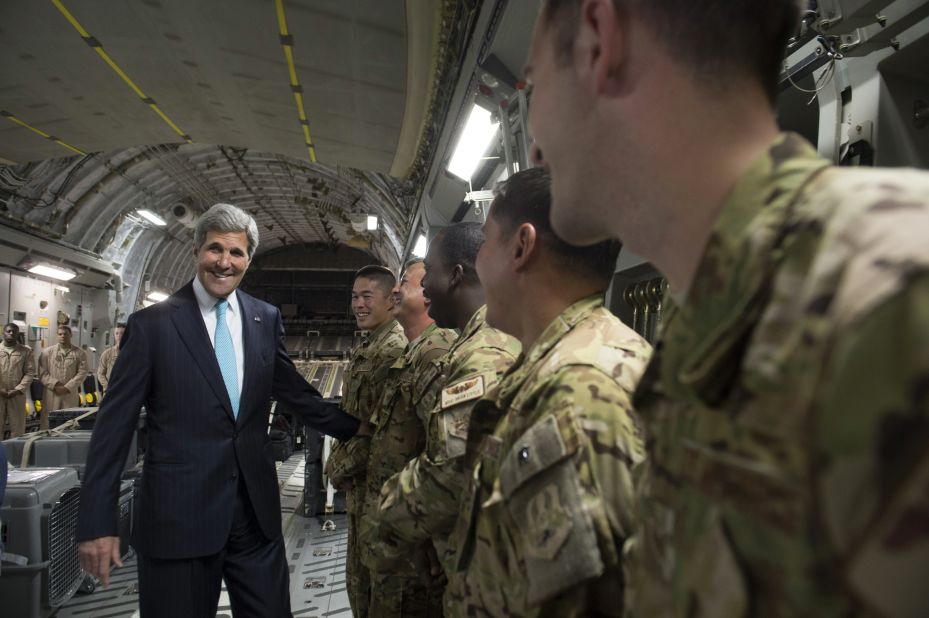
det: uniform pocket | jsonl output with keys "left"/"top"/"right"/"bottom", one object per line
{"left": 500, "top": 416, "right": 604, "bottom": 605}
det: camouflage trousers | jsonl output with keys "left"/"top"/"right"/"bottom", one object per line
{"left": 347, "top": 487, "right": 370, "bottom": 618}
{"left": 369, "top": 571, "right": 444, "bottom": 618}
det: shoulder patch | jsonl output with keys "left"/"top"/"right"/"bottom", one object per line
{"left": 441, "top": 375, "right": 485, "bottom": 409}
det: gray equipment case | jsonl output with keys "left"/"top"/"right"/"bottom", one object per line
{"left": 3, "top": 429, "right": 137, "bottom": 479}
{"left": 0, "top": 467, "right": 83, "bottom": 618}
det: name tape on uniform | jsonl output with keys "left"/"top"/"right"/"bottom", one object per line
{"left": 441, "top": 375, "right": 485, "bottom": 409}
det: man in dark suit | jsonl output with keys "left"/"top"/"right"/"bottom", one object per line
{"left": 76, "top": 203, "right": 369, "bottom": 617}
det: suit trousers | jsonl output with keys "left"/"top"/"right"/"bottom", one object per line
{"left": 137, "top": 478, "right": 292, "bottom": 618}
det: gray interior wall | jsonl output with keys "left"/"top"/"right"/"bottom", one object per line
{"left": 0, "top": 267, "right": 114, "bottom": 371}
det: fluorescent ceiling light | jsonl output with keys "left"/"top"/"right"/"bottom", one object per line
{"left": 28, "top": 264, "right": 76, "bottom": 281}
{"left": 367, "top": 215, "right": 378, "bottom": 231}
{"left": 142, "top": 300, "right": 156, "bottom": 308}
{"left": 447, "top": 104, "right": 499, "bottom": 181}
{"left": 146, "top": 291, "right": 169, "bottom": 302}
{"left": 53, "top": 285, "right": 71, "bottom": 293}
{"left": 412, "top": 234, "right": 428, "bottom": 258}
{"left": 137, "top": 209, "right": 167, "bottom": 226}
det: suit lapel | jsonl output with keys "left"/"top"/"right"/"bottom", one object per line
{"left": 169, "top": 282, "right": 235, "bottom": 422}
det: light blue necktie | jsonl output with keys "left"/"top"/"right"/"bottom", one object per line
{"left": 214, "top": 299, "right": 239, "bottom": 418}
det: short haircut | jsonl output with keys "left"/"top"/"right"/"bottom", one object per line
{"left": 541, "top": 0, "right": 799, "bottom": 103}
{"left": 115, "top": 322, "right": 127, "bottom": 329}
{"left": 194, "top": 203, "right": 260, "bottom": 258}
{"left": 354, "top": 265, "right": 396, "bottom": 295}
{"left": 58, "top": 325, "right": 73, "bottom": 334}
{"left": 434, "top": 223, "right": 483, "bottom": 281}
{"left": 4, "top": 322, "right": 19, "bottom": 332}
{"left": 490, "top": 167, "right": 620, "bottom": 283}
{"left": 403, "top": 257, "right": 424, "bottom": 271}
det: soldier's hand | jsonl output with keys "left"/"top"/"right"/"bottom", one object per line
{"left": 54, "top": 384, "right": 70, "bottom": 396}
{"left": 355, "top": 420, "right": 374, "bottom": 437}
{"left": 78, "top": 536, "right": 123, "bottom": 588}
{"left": 413, "top": 542, "right": 446, "bottom": 589}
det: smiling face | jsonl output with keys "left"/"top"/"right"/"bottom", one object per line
{"left": 421, "top": 234, "right": 457, "bottom": 329}
{"left": 393, "top": 262, "right": 429, "bottom": 325}
{"left": 352, "top": 276, "right": 395, "bottom": 331}
{"left": 193, "top": 230, "right": 250, "bottom": 298}
{"left": 475, "top": 208, "right": 514, "bottom": 333}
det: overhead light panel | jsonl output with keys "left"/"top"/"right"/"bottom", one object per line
{"left": 367, "top": 215, "right": 378, "bottom": 231}
{"left": 412, "top": 234, "right": 428, "bottom": 258}
{"left": 447, "top": 104, "right": 499, "bottom": 181}
{"left": 146, "top": 291, "right": 169, "bottom": 302}
{"left": 28, "top": 263, "right": 77, "bottom": 281}
{"left": 137, "top": 209, "right": 167, "bottom": 226}
{"left": 142, "top": 300, "right": 155, "bottom": 308}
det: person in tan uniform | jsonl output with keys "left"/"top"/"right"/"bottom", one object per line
{"left": 38, "top": 324, "right": 88, "bottom": 428}
{"left": 96, "top": 322, "right": 125, "bottom": 393}
{"left": 0, "top": 323, "right": 35, "bottom": 438}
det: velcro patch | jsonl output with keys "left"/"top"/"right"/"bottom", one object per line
{"left": 441, "top": 375, "right": 485, "bottom": 409}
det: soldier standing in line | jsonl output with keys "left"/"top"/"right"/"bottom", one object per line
{"left": 362, "top": 259, "right": 457, "bottom": 617}
{"left": 96, "top": 322, "right": 125, "bottom": 394}
{"left": 526, "top": 1, "right": 929, "bottom": 614}
{"left": 446, "top": 168, "right": 650, "bottom": 617}
{"left": 326, "top": 265, "right": 407, "bottom": 618}
{"left": 0, "top": 323, "right": 35, "bottom": 438}
{"left": 38, "top": 324, "right": 88, "bottom": 428}
{"left": 375, "top": 223, "right": 521, "bottom": 589}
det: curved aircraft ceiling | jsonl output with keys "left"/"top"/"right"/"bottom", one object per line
{"left": 0, "top": 0, "right": 479, "bottom": 290}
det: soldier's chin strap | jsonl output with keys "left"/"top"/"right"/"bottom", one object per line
{"left": 17, "top": 408, "right": 98, "bottom": 468}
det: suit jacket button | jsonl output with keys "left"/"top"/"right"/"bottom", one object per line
{"left": 232, "top": 431, "right": 239, "bottom": 439}
{"left": 231, "top": 472, "right": 238, "bottom": 481}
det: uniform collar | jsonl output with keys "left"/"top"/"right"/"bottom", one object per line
{"left": 362, "top": 318, "right": 400, "bottom": 348}
{"left": 492, "top": 294, "right": 604, "bottom": 406}
{"left": 649, "top": 132, "right": 829, "bottom": 404}
{"left": 447, "top": 305, "right": 487, "bottom": 357}
{"left": 408, "top": 321, "right": 437, "bottom": 350}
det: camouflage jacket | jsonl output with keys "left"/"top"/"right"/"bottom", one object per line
{"left": 447, "top": 295, "right": 651, "bottom": 617}
{"left": 628, "top": 133, "right": 929, "bottom": 617}
{"left": 360, "top": 322, "right": 458, "bottom": 573}
{"left": 326, "top": 319, "right": 406, "bottom": 489}
{"left": 375, "top": 306, "right": 521, "bottom": 572}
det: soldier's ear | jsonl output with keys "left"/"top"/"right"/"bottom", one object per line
{"left": 512, "top": 223, "right": 538, "bottom": 272}
{"left": 449, "top": 263, "right": 465, "bottom": 290}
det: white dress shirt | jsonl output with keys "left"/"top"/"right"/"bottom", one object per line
{"left": 192, "top": 276, "right": 245, "bottom": 396}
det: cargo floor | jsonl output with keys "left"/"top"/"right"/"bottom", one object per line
{"left": 53, "top": 453, "right": 352, "bottom": 617}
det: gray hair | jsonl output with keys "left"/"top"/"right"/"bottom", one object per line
{"left": 194, "top": 203, "right": 260, "bottom": 258}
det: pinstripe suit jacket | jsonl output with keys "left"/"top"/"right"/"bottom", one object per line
{"left": 76, "top": 281, "right": 359, "bottom": 559}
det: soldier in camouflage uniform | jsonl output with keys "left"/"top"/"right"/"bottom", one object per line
{"left": 528, "top": 1, "right": 929, "bottom": 615}
{"left": 447, "top": 168, "right": 651, "bottom": 617}
{"left": 361, "top": 259, "right": 457, "bottom": 616}
{"left": 376, "top": 223, "right": 521, "bottom": 586}
{"left": 326, "top": 265, "right": 406, "bottom": 618}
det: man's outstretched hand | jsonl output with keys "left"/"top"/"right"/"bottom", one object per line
{"left": 78, "top": 536, "right": 123, "bottom": 587}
